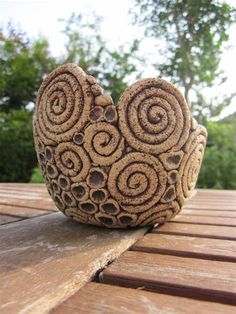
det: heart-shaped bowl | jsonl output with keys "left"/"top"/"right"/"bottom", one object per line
{"left": 33, "top": 63, "right": 207, "bottom": 228}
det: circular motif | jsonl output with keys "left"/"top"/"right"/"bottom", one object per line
{"left": 135, "top": 201, "right": 180, "bottom": 226}
{"left": 33, "top": 63, "right": 207, "bottom": 228}
{"left": 55, "top": 142, "right": 90, "bottom": 182}
{"left": 35, "top": 63, "right": 92, "bottom": 145}
{"left": 108, "top": 152, "right": 167, "bottom": 213}
{"left": 118, "top": 78, "right": 191, "bottom": 154}
{"left": 84, "top": 122, "right": 124, "bottom": 166}
{"left": 177, "top": 125, "right": 207, "bottom": 204}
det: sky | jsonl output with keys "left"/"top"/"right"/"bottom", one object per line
{"left": 0, "top": 0, "right": 236, "bottom": 118}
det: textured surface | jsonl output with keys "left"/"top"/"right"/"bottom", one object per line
{"left": 1, "top": 185, "right": 236, "bottom": 313}
{"left": 51, "top": 283, "right": 236, "bottom": 314}
{"left": 0, "top": 211, "right": 147, "bottom": 314}
{"left": 153, "top": 222, "right": 236, "bottom": 240}
{"left": 100, "top": 251, "right": 236, "bottom": 304}
{"left": 52, "top": 188, "right": 236, "bottom": 314}
{"left": 33, "top": 63, "right": 207, "bottom": 228}
{"left": 132, "top": 233, "right": 236, "bottom": 262}
{"left": 0, "top": 183, "right": 55, "bottom": 225}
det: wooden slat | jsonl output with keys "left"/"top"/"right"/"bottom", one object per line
{"left": 173, "top": 215, "right": 236, "bottom": 227}
{"left": 0, "top": 193, "right": 51, "bottom": 200}
{"left": 0, "top": 183, "right": 45, "bottom": 188}
{"left": 180, "top": 209, "right": 236, "bottom": 217}
{"left": 0, "top": 200, "right": 55, "bottom": 211}
{"left": 187, "top": 199, "right": 236, "bottom": 204}
{"left": 153, "top": 222, "right": 236, "bottom": 240}
{"left": 196, "top": 188, "right": 236, "bottom": 196}
{"left": 0, "top": 213, "right": 147, "bottom": 314}
{"left": 0, "top": 187, "right": 48, "bottom": 194}
{"left": 183, "top": 204, "right": 236, "bottom": 211}
{"left": 132, "top": 233, "right": 236, "bottom": 262}
{"left": 0, "top": 184, "right": 54, "bottom": 212}
{"left": 0, "top": 191, "right": 49, "bottom": 199}
{"left": 0, "top": 214, "right": 23, "bottom": 225}
{"left": 0, "top": 184, "right": 48, "bottom": 194}
{"left": 189, "top": 197, "right": 236, "bottom": 202}
{"left": 100, "top": 251, "right": 236, "bottom": 305}
{"left": 191, "top": 191, "right": 236, "bottom": 203}
{"left": 51, "top": 282, "right": 236, "bottom": 314}
{"left": 0, "top": 204, "right": 52, "bottom": 218}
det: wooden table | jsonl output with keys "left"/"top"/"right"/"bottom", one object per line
{"left": 0, "top": 184, "right": 235, "bottom": 313}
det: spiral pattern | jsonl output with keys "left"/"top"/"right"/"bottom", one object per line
{"left": 84, "top": 122, "right": 124, "bottom": 166}
{"left": 177, "top": 125, "right": 207, "bottom": 204}
{"left": 118, "top": 78, "right": 190, "bottom": 154}
{"left": 108, "top": 152, "right": 167, "bottom": 213}
{"left": 134, "top": 201, "right": 180, "bottom": 226}
{"left": 35, "top": 64, "right": 92, "bottom": 145}
{"left": 55, "top": 142, "right": 90, "bottom": 182}
{"left": 33, "top": 63, "right": 207, "bottom": 228}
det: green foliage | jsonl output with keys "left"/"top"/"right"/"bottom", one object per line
{"left": 30, "top": 167, "right": 44, "bottom": 183}
{"left": 132, "top": 0, "right": 236, "bottom": 189}
{"left": 198, "top": 121, "right": 236, "bottom": 189}
{"left": 220, "top": 111, "right": 236, "bottom": 142}
{"left": 0, "top": 16, "right": 143, "bottom": 182}
{"left": 0, "top": 12, "right": 235, "bottom": 190}
{"left": 0, "top": 25, "right": 57, "bottom": 112}
{"left": 132, "top": 0, "right": 236, "bottom": 115}
{"left": 0, "top": 109, "right": 36, "bottom": 182}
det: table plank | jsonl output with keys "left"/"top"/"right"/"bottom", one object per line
{"left": 132, "top": 233, "right": 236, "bottom": 262}
{"left": 0, "top": 183, "right": 46, "bottom": 189}
{"left": 0, "top": 204, "right": 52, "bottom": 218}
{"left": 183, "top": 204, "right": 236, "bottom": 211}
{"left": 173, "top": 215, "right": 236, "bottom": 227}
{"left": 180, "top": 209, "right": 236, "bottom": 217}
{"left": 189, "top": 201, "right": 236, "bottom": 205}
{"left": 0, "top": 184, "right": 49, "bottom": 195}
{"left": 0, "top": 200, "right": 55, "bottom": 211}
{"left": 0, "top": 213, "right": 147, "bottom": 314}
{"left": 195, "top": 189, "right": 236, "bottom": 196}
{"left": 100, "top": 251, "right": 236, "bottom": 305}
{"left": 51, "top": 282, "right": 236, "bottom": 314}
{"left": 0, "top": 184, "right": 55, "bottom": 211}
{"left": 0, "top": 214, "right": 23, "bottom": 225}
{"left": 153, "top": 222, "right": 236, "bottom": 240}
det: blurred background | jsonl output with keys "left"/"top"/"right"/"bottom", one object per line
{"left": 0, "top": 0, "right": 235, "bottom": 189}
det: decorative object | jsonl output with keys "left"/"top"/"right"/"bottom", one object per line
{"left": 33, "top": 63, "right": 207, "bottom": 228}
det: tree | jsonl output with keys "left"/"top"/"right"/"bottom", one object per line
{"left": 192, "top": 90, "right": 236, "bottom": 124}
{"left": 60, "top": 13, "right": 142, "bottom": 103}
{"left": 197, "top": 121, "right": 236, "bottom": 189}
{"left": 0, "top": 24, "right": 57, "bottom": 181}
{"left": 0, "top": 109, "right": 36, "bottom": 182}
{"left": 0, "top": 24, "right": 56, "bottom": 113}
{"left": 132, "top": 0, "right": 236, "bottom": 113}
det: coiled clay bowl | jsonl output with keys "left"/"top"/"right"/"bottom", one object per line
{"left": 33, "top": 63, "right": 207, "bottom": 228}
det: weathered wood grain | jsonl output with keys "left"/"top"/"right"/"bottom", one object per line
{"left": 0, "top": 200, "right": 55, "bottom": 211}
{"left": 132, "top": 233, "right": 236, "bottom": 262}
{"left": 173, "top": 215, "right": 236, "bottom": 226}
{"left": 0, "top": 184, "right": 55, "bottom": 212}
{"left": 183, "top": 204, "right": 236, "bottom": 211}
{"left": 51, "top": 282, "right": 236, "bottom": 314}
{"left": 0, "top": 213, "right": 147, "bottom": 314}
{"left": 100, "top": 251, "right": 236, "bottom": 304}
{"left": 0, "top": 214, "right": 23, "bottom": 225}
{"left": 153, "top": 222, "right": 236, "bottom": 240}
{"left": 0, "top": 183, "right": 46, "bottom": 189}
{"left": 195, "top": 188, "right": 236, "bottom": 196}
{"left": 180, "top": 209, "right": 236, "bottom": 217}
{"left": 0, "top": 204, "right": 52, "bottom": 218}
